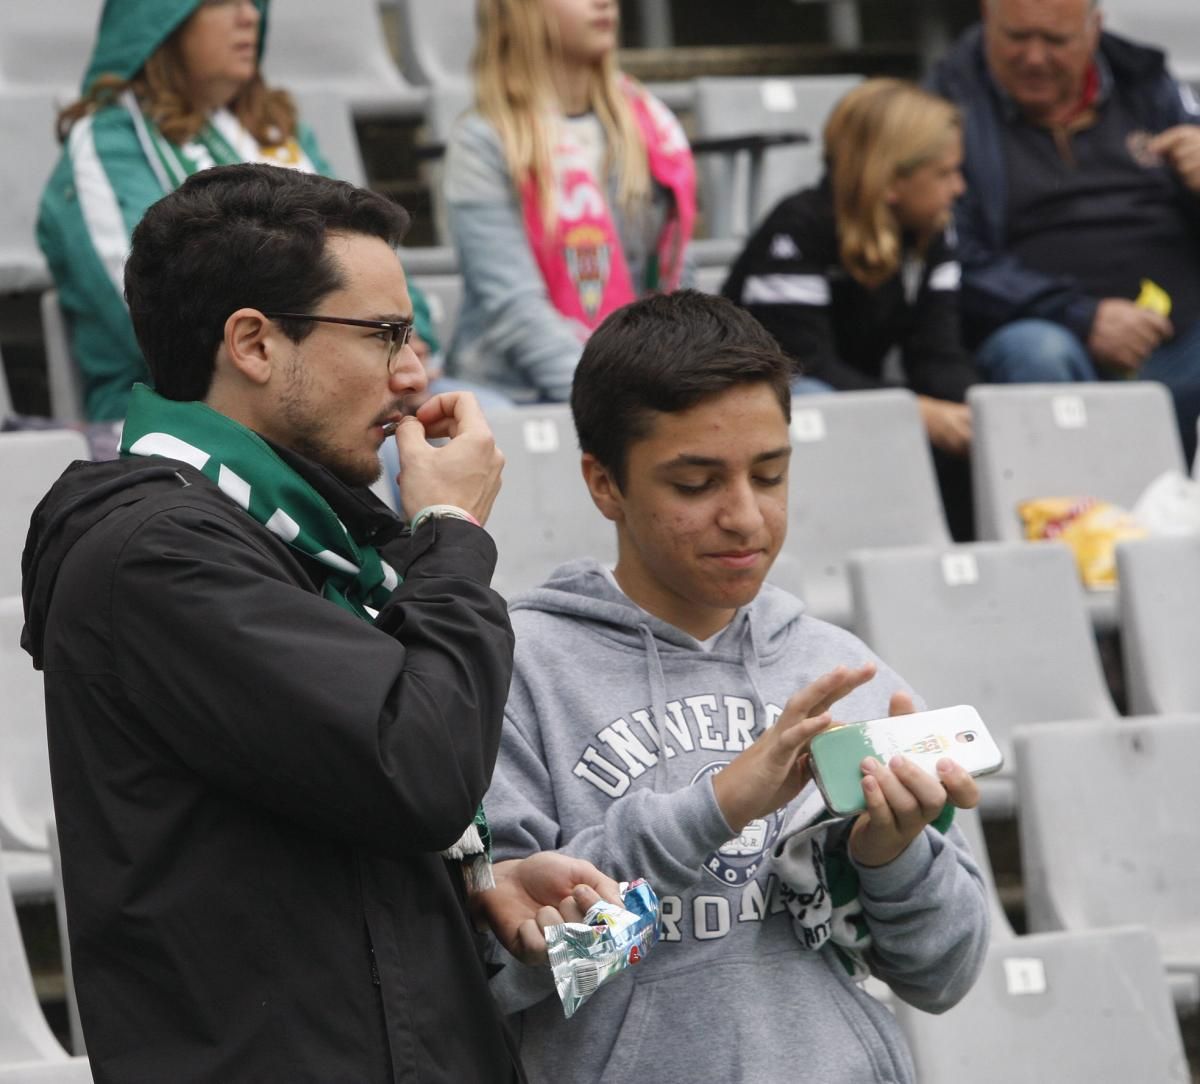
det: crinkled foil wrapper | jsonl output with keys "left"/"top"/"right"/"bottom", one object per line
{"left": 545, "top": 879, "right": 660, "bottom": 1019}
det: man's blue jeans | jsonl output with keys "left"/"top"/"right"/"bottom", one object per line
{"left": 977, "top": 318, "right": 1200, "bottom": 463}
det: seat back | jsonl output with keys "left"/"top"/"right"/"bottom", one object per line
{"left": 0, "top": 430, "right": 89, "bottom": 597}
{"left": 894, "top": 926, "right": 1187, "bottom": 1084}
{"left": 969, "top": 383, "right": 1185, "bottom": 542}
{"left": 0, "top": 598, "right": 53, "bottom": 855}
{"left": 1102, "top": 0, "right": 1200, "bottom": 80}
{"left": 1014, "top": 716, "right": 1200, "bottom": 936}
{"left": 0, "top": 1, "right": 100, "bottom": 98}
{"left": 39, "top": 292, "right": 85, "bottom": 425}
{"left": 0, "top": 844, "right": 69, "bottom": 1063}
{"left": 692, "top": 75, "right": 861, "bottom": 238}
{"left": 395, "top": 0, "right": 474, "bottom": 87}
{"left": 0, "top": 344, "right": 13, "bottom": 420}
{"left": 261, "top": 0, "right": 425, "bottom": 117}
{"left": 424, "top": 83, "right": 474, "bottom": 244}
{"left": 848, "top": 542, "right": 1116, "bottom": 767}
{"left": 288, "top": 90, "right": 365, "bottom": 187}
{"left": 0, "top": 91, "right": 61, "bottom": 293}
{"left": 0, "top": 1059, "right": 93, "bottom": 1082}
{"left": 485, "top": 406, "right": 616, "bottom": 597}
{"left": 769, "top": 390, "right": 950, "bottom": 628}
{"left": 954, "top": 807, "right": 1013, "bottom": 940}
{"left": 1118, "top": 535, "right": 1200, "bottom": 715}
{"left": 411, "top": 274, "right": 464, "bottom": 347}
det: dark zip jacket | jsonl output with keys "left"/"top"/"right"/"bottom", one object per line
{"left": 721, "top": 179, "right": 978, "bottom": 401}
{"left": 930, "top": 25, "right": 1200, "bottom": 345}
{"left": 21, "top": 450, "right": 522, "bottom": 1083}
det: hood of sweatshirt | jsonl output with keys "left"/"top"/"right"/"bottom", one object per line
{"left": 82, "top": 0, "right": 270, "bottom": 95}
{"left": 511, "top": 556, "right": 806, "bottom": 659}
{"left": 22, "top": 456, "right": 191, "bottom": 668}
{"left": 510, "top": 558, "right": 810, "bottom": 796}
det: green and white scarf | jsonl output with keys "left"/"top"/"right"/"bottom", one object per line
{"left": 122, "top": 90, "right": 315, "bottom": 194}
{"left": 121, "top": 385, "right": 494, "bottom": 889}
{"left": 773, "top": 789, "right": 954, "bottom": 979}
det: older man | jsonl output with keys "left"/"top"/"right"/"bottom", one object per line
{"left": 932, "top": 0, "right": 1200, "bottom": 458}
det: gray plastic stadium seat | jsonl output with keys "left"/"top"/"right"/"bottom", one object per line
{"left": 0, "top": 1061, "right": 93, "bottom": 1083}
{"left": 411, "top": 274, "right": 463, "bottom": 347}
{"left": 398, "top": 246, "right": 458, "bottom": 278}
{"left": 848, "top": 542, "right": 1116, "bottom": 815}
{"left": 1117, "top": 535, "right": 1200, "bottom": 715}
{"left": 484, "top": 406, "right": 616, "bottom": 598}
{"left": 288, "top": 90, "right": 366, "bottom": 188}
{"left": 0, "top": 344, "right": 14, "bottom": 420}
{"left": 395, "top": 0, "right": 474, "bottom": 88}
{"left": 1102, "top": 0, "right": 1200, "bottom": 81}
{"left": 261, "top": 0, "right": 428, "bottom": 120}
{"left": 0, "top": 92, "right": 61, "bottom": 293}
{"left": 1014, "top": 716, "right": 1200, "bottom": 998}
{"left": 693, "top": 265, "right": 727, "bottom": 296}
{"left": 692, "top": 75, "right": 861, "bottom": 239}
{"left": 38, "top": 293, "right": 84, "bottom": 426}
{"left": 0, "top": 431, "right": 89, "bottom": 597}
{"left": 0, "top": 1, "right": 100, "bottom": 100}
{"left": 690, "top": 237, "right": 742, "bottom": 296}
{"left": 954, "top": 807, "right": 1014, "bottom": 940}
{"left": 0, "top": 844, "right": 71, "bottom": 1066}
{"left": 768, "top": 389, "right": 950, "bottom": 629}
{"left": 970, "top": 383, "right": 1185, "bottom": 543}
{"left": 0, "top": 597, "right": 55, "bottom": 903}
{"left": 46, "top": 827, "right": 83, "bottom": 1059}
{"left": 425, "top": 83, "right": 473, "bottom": 245}
{"left": 894, "top": 927, "right": 1189, "bottom": 1084}
{"left": 969, "top": 382, "right": 1186, "bottom": 630}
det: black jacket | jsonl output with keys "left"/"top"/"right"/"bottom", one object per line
{"left": 721, "top": 181, "right": 978, "bottom": 402}
{"left": 21, "top": 451, "right": 521, "bottom": 1083}
{"left": 930, "top": 25, "right": 1200, "bottom": 344}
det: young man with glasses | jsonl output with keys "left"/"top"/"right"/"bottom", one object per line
{"left": 931, "top": 0, "right": 1200, "bottom": 460}
{"left": 21, "top": 163, "right": 615, "bottom": 1083}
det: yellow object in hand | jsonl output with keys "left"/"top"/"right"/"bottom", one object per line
{"left": 1135, "top": 278, "right": 1172, "bottom": 318}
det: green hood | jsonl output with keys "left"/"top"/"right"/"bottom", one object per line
{"left": 82, "top": 0, "right": 269, "bottom": 95}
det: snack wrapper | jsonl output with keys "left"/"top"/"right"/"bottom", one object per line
{"left": 1018, "top": 496, "right": 1147, "bottom": 588}
{"left": 545, "top": 879, "right": 660, "bottom": 1019}
{"left": 1136, "top": 278, "right": 1172, "bottom": 318}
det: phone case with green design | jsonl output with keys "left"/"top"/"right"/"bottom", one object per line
{"left": 808, "top": 705, "right": 1003, "bottom": 816}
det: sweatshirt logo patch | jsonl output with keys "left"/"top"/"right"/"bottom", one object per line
{"left": 692, "top": 762, "right": 783, "bottom": 886}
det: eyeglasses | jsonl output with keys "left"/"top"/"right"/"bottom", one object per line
{"left": 263, "top": 312, "right": 415, "bottom": 374}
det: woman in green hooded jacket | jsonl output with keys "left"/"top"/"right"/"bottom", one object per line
{"left": 37, "top": 0, "right": 462, "bottom": 424}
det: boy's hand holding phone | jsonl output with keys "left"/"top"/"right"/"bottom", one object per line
{"left": 847, "top": 692, "right": 982, "bottom": 868}
{"left": 711, "top": 663, "right": 875, "bottom": 835}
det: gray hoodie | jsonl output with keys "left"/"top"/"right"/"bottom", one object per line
{"left": 486, "top": 559, "right": 989, "bottom": 1084}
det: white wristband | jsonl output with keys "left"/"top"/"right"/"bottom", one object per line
{"left": 410, "top": 504, "right": 481, "bottom": 532}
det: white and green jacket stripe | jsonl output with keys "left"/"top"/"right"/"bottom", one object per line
{"left": 36, "top": 0, "right": 329, "bottom": 422}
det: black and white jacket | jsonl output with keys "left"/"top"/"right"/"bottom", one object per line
{"left": 722, "top": 179, "right": 979, "bottom": 402}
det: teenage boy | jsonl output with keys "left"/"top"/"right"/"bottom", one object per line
{"left": 484, "top": 291, "right": 989, "bottom": 1084}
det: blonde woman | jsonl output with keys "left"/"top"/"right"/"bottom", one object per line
{"left": 444, "top": 0, "right": 696, "bottom": 401}
{"left": 723, "top": 79, "right": 976, "bottom": 462}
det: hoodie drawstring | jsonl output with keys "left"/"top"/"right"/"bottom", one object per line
{"left": 638, "top": 623, "right": 673, "bottom": 794}
{"left": 738, "top": 613, "right": 773, "bottom": 737}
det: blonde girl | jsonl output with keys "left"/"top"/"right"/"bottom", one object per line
{"left": 444, "top": 0, "right": 696, "bottom": 401}
{"left": 723, "top": 78, "right": 978, "bottom": 536}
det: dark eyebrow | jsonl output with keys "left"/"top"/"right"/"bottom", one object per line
{"left": 371, "top": 313, "right": 414, "bottom": 324}
{"left": 659, "top": 447, "right": 792, "bottom": 471}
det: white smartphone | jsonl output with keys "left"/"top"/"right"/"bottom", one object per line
{"left": 808, "top": 705, "right": 1003, "bottom": 817}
